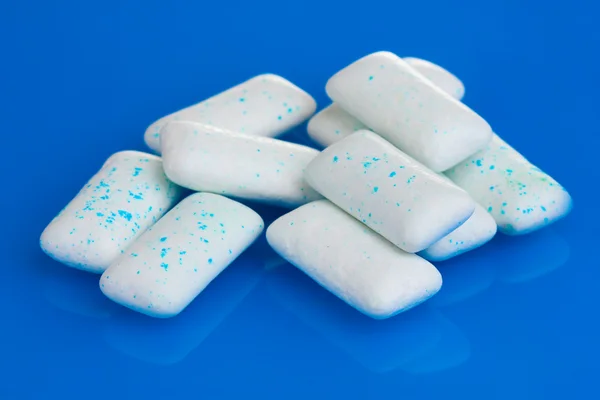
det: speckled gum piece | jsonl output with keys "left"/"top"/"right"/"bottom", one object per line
{"left": 161, "top": 121, "right": 322, "bottom": 208}
{"left": 266, "top": 200, "right": 442, "bottom": 319}
{"left": 304, "top": 130, "right": 475, "bottom": 253}
{"left": 308, "top": 57, "right": 464, "bottom": 149}
{"left": 40, "top": 151, "right": 184, "bottom": 273}
{"left": 326, "top": 51, "right": 492, "bottom": 172}
{"left": 445, "top": 133, "right": 572, "bottom": 235}
{"left": 144, "top": 74, "right": 317, "bottom": 153}
{"left": 100, "top": 193, "right": 264, "bottom": 318}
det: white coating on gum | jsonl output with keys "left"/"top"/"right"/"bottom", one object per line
{"left": 445, "top": 134, "right": 572, "bottom": 235}
{"left": 145, "top": 74, "right": 316, "bottom": 153}
{"left": 100, "top": 193, "right": 264, "bottom": 318}
{"left": 40, "top": 151, "right": 184, "bottom": 273}
{"left": 267, "top": 200, "right": 442, "bottom": 319}
{"left": 161, "top": 121, "right": 322, "bottom": 208}
{"left": 326, "top": 51, "right": 492, "bottom": 172}
{"left": 304, "top": 130, "right": 475, "bottom": 253}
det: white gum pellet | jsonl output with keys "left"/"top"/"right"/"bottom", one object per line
{"left": 100, "top": 192, "right": 264, "bottom": 318}
{"left": 308, "top": 58, "right": 464, "bottom": 149}
{"left": 308, "top": 57, "right": 464, "bottom": 149}
{"left": 161, "top": 121, "right": 322, "bottom": 208}
{"left": 445, "top": 133, "right": 572, "bottom": 235}
{"left": 304, "top": 130, "right": 475, "bottom": 253}
{"left": 266, "top": 200, "right": 442, "bottom": 319}
{"left": 144, "top": 74, "right": 317, "bottom": 153}
{"left": 40, "top": 151, "right": 184, "bottom": 273}
{"left": 326, "top": 51, "right": 492, "bottom": 172}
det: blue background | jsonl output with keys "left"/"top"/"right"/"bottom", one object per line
{"left": 1, "top": 0, "right": 598, "bottom": 398}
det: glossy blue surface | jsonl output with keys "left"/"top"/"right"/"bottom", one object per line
{"left": 1, "top": 0, "right": 598, "bottom": 398}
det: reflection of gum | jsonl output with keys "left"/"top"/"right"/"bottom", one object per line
{"left": 495, "top": 228, "right": 570, "bottom": 284}
{"left": 102, "top": 256, "right": 264, "bottom": 365}
{"left": 428, "top": 248, "right": 497, "bottom": 307}
{"left": 266, "top": 264, "right": 443, "bottom": 374}
{"left": 44, "top": 268, "right": 118, "bottom": 320}
{"left": 399, "top": 313, "right": 470, "bottom": 374}
{"left": 263, "top": 255, "right": 288, "bottom": 271}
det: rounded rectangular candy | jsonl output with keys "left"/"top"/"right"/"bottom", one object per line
{"left": 307, "top": 57, "right": 465, "bottom": 147}
{"left": 266, "top": 200, "right": 442, "bottom": 319}
{"left": 304, "top": 130, "right": 475, "bottom": 253}
{"left": 161, "top": 121, "right": 322, "bottom": 208}
{"left": 40, "top": 151, "right": 184, "bottom": 273}
{"left": 325, "top": 51, "right": 492, "bottom": 172}
{"left": 100, "top": 192, "right": 264, "bottom": 318}
{"left": 145, "top": 74, "right": 317, "bottom": 153}
{"left": 308, "top": 58, "right": 464, "bottom": 150}
{"left": 445, "top": 133, "right": 572, "bottom": 235}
